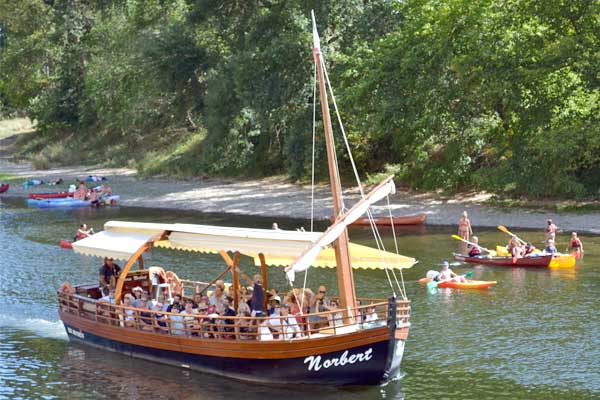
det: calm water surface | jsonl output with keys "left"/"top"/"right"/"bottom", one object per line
{"left": 0, "top": 198, "right": 599, "bottom": 399}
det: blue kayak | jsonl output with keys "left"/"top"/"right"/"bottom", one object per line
{"left": 27, "top": 195, "right": 120, "bottom": 208}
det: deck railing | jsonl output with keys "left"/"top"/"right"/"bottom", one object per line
{"left": 58, "top": 292, "right": 410, "bottom": 341}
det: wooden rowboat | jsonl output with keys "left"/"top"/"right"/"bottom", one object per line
{"left": 453, "top": 253, "right": 553, "bottom": 267}
{"left": 335, "top": 213, "right": 427, "bottom": 226}
{"left": 28, "top": 192, "right": 71, "bottom": 199}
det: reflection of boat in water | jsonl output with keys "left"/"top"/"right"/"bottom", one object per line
{"left": 57, "top": 14, "right": 416, "bottom": 386}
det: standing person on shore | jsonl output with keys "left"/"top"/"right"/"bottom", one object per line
{"left": 546, "top": 219, "right": 558, "bottom": 242}
{"left": 458, "top": 211, "right": 473, "bottom": 241}
{"left": 569, "top": 232, "right": 584, "bottom": 259}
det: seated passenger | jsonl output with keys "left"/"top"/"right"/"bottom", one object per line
{"left": 544, "top": 239, "right": 557, "bottom": 254}
{"left": 99, "top": 287, "right": 116, "bottom": 304}
{"left": 468, "top": 236, "right": 483, "bottom": 257}
{"left": 209, "top": 285, "right": 224, "bottom": 308}
{"left": 438, "top": 261, "right": 465, "bottom": 282}
{"left": 269, "top": 295, "right": 281, "bottom": 316}
{"left": 508, "top": 237, "right": 524, "bottom": 259}
{"left": 153, "top": 303, "right": 168, "bottom": 333}
{"left": 167, "top": 294, "right": 183, "bottom": 313}
{"left": 99, "top": 183, "right": 112, "bottom": 200}
{"left": 121, "top": 294, "right": 136, "bottom": 328}
{"left": 131, "top": 287, "right": 144, "bottom": 308}
{"left": 280, "top": 304, "right": 301, "bottom": 339}
{"left": 169, "top": 307, "right": 185, "bottom": 335}
{"left": 308, "top": 285, "right": 333, "bottom": 331}
{"left": 523, "top": 242, "right": 536, "bottom": 255}
{"left": 364, "top": 306, "right": 378, "bottom": 323}
{"left": 180, "top": 300, "right": 199, "bottom": 336}
{"left": 138, "top": 299, "right": 154, "bottom": 331}
{"left": 221, "top": 297, "right": 236, "bottom": 338}
{"left": 237, "top": 311, "right": 254, "bottom": 340}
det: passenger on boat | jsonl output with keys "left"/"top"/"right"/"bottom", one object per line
{"left": 237, "top": 297, "right": 251, "bottom": 315}
{"left": 546, "top": 219, "right": 558, "bottom": 241}
{"left": 169, "top": 307, "right": 185, "bottom": 335}
{"left": 523, "top": 242, "right": 536, "bottom": 255}
{"left": 269, "top": 295, "right": 281, "bottom": 315}
{"left": 238, "top": 273, "right": 265, "bottom": 317}
{"left": 355, "top": 300, "right": 363, "bottom": 325}
{"left": 74, "top": 181, "right": 87, "bottom": 200}
{"left": 221, "top": 296, "right": 237, "bottom": 337}
{"left": 132, "top": 288, "right": 148, "bottom": 308}
{"left": 121, "top": 294, "right": 136, "bottom": 328}
{"left": 59, "top": 281, "right": 75, "bottom": 295}
{"left": 209, "top": 285, "right": 225, "bottom": 308}
{"left": 309, "top": 285, "right": 333, "bottom": 330}
{"left": 544, "top": 239, "right": 557, "bottom": 254}
{"left": 280, "top": 304, "right": 302, "bottom": 339}
{"left": 167, "top": 294, "right": 183, "bottom": 312}
{"left": 438, "top": 262, "right": 465, "bottom": 283}
{"left": 272, "top": 222, "right": 280, "bottom": 230}
{"left": 508, "top": 237, "right": 524, "bottom": 259}
{"left": 153, "top": 303, "right": 168, "bottom": 333}
{"left": 138, "top": 299, "right": 154, "bottom": 331}
{"left": 191, "top": 293, "right": 203, "bottom": 311}
{"left": 364, "top": 305, "right": 379, "bottom": 323}
{"left": 215, "top": 279, "right": 229, "bottom": 295}
{"left": 99, "top": 183, "right": 113, "bottom": 200}
{"left": 237, "top": 311, "right": 254, "bottom": 340}
{"left": 570, "top": 232, "right": 584, "bottom": 258}
{"left": 99, "top": 287, "right": 116, "bottom": 304}
{"left": 74, "top": 224, "right": 94, "bottom": 241}
{"left": 196, "top": 302, "right": 210, "bottom": 337}
{"left": 88, "top": 189, "right": 98, "bottom": 205}
{"left": 458, "top": 211, "right": 473, "bottom": 241}
{"left": 467, "top": 236, "right": 486, "bottom": 257}
{"left": 99, "top": 257, "right": 121, "bottom": 296}
{"left": 180, "top": 300, "right": 199, "bottom": 336}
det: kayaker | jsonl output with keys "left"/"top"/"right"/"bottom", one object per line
{"left": 523, "top": 242, "right": 536, "bottom": 255}
{"left": 438, "top": 261, "right": 465, "bottom": 283}
{"left": 74, "top": 224, "right": 94, "bottom": 241}
{"left": 458, "top": 211, "right": 473, "bottom": 241}
{"left": 508, "top": 237, "right": 524, "bottom": 258}
{"left": 569, "top": 232, "right": 584, "bottom": 259}
{"left": 468, "top": 236, "right": 486, "bottom": 257}
{"left": 99, "top": 183, "right": 113, "bottom": 200}
{"left": 544, "top": 239, "right": 557, "bottom": 254}
{"left": 546, "top": 219, "right": 558, "bottom": 241}
{"left": 74, "top": 181, "right": 87, "bottom": 200}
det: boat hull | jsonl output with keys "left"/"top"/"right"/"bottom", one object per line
{"left": 27, "top": 195, "right": 120, "bottom": 208}
{"left": 0, "top": 184, "right": 8, "bottom": 193}
{"left": 453, "top": 253, "right": 553, "bottom": 267}
{"left": 28, "top": 192, "right": 71, "bottom": 199}
{"left": 59, "top": 239, "right": 73, "bottom": 249}
{"left": 338, "top": 213, "right": 427, "bottom": 227}
{"left": 418, "top": 277, "right": 497, "bottom": 289}
{"left": 60, "top": 316, "right": 406, "bottom": 386}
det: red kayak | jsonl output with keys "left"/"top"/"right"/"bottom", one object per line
{"left": 453, "top": 253, "right": 553, "bottom": 267}
{"left": 59, "top": 239, "right": 73, "bottom": 249}
{"left": 419, "top": 277, "right": 497, "bottom": 289}
{"left": 0, "top": 184, "right": 8, "bottom": 193}
{"left": 332, "top": 213, "right": 427, "bottom": 226}
{"left": 28, "top": 192, "right": 72, "bottom": 199}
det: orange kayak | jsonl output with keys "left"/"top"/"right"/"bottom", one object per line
{"left": 419, "top": 277, "right": 497, "bottom": 289}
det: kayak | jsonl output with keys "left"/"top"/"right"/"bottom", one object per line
{"left": 419, "top": 277, "right": 497, "bottom": 289}
{"left": 59, "top": 239, "right": 73, "bottom": 249}
{"left": 495, "top": 246, "right": 575, "bottom": 269}
{"left": 28, "top": 192, "right": 72, "bottom": 199}
{"left": 0, "top": 183, "right": 8, "bottom": 193}
{"left": 453, "top": 253, "right": 553, "bottom": 267}
{"left": 335, "top": 213, "right": 427, "bottom": 226}
{"left": 86, "top": 175, "right": 107, "bottom": 182}
{"left": 27, "top": 195, "right": 120, "bottom": 208}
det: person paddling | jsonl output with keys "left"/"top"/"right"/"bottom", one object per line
{"left": 74, "top": 224, "right": 94, "bottom": 241}
{"left": 438, "top": 261, "right": 465, "bottom": 283}
{"left": 467, "top": 236, "right": 488, "bottom": 257}
{"left": 569, "top": 232, "right": 584, "bottom": 259}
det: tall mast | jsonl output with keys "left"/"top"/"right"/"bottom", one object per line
{"left": 311, "top": 12, "right": 356, "bottom": 312}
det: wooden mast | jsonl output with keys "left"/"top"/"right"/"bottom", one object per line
{"left": 312, "top": 13, "right": 356, "bottom": 313}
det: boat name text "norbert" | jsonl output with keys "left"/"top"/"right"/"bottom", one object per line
{"left": 304, "top": 348, "right": 373, "bottom": 371}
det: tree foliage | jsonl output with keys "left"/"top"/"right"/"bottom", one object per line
{"left": 0, "top": 0, "right": 598, "bottom": 197}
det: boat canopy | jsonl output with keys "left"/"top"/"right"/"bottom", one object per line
{"left": 71, "top": 220, "right": 416, "bottom": 270}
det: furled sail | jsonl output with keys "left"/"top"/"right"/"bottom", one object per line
{"left": 285, "top": 176, "right": 396, "bottom": 282}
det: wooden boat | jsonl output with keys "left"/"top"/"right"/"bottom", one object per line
{"left": 0, "top": 183, "right": 8, "bottom": 193}
{"left": 28, "top": 192, "right": 72, "bottom": 199}
{"left": 453, "top": 253, "right": 553, "bottom": 267}
{"left": 336, "top": 213, "right": 427, "bottom": 227}
{"left": 418, "top": 277, "right": 497, "bottom": 289}
{"left": 57, "top": 14, "right": 416, "bottom": 387}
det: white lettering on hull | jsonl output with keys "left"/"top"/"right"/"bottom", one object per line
{"left": 67, "top": 326, "right": 85, "bottom": 339}
{"left": 304, "top": 348, "right": 373, "bottom": 371}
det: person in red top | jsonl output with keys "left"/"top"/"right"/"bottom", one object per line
{"left": 458, "top": 211, "right": 473, "bottom": 241}
{"left": 570, "top": 232, "right": 584, "bottom": 259}
{"left": 546, "top": 219, "right": 558, "bottom": 241}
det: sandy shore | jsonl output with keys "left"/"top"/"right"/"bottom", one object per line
{"left": 2, "top": 159, "right": 600, "bottom": 234}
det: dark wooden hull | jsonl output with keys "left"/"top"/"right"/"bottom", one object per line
{"left": 0, "top": 184, "right": 8, "bottom": 193}
{"left": 453, "top": 253, "right": 553, "bottom": 267}
{"left": 334, "top": 213, "right": 427, "bottom": 227}
{"left": 58, "top": 298, "right": 408, "bottom": 386}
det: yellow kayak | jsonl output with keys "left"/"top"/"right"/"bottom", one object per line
{"left": 495, "top": 245, "right": 575, "bottom": 269}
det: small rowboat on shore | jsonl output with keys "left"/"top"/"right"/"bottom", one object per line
{"left": 27, "top": 195, "right": 120, "bottom": 208}
{"left": 418, "top": 277, "right": 497, "bottom": 289}
{"left": 333, "top": 213, "right": 427, "bottom": 227}
{"left": 28, "top": 192, "right": 72, "bottom": 199}
{"left": 0, "top": 183, "right": 9, "bottom": 193}
{"left": 453, "top": 253, "right": 553, "bottom": 268}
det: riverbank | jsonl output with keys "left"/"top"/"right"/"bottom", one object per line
{"left": 2, "top": 158, "right": 600, "bottom": 234}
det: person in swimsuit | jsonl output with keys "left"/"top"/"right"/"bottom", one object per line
{"left": 458, "top": 211, "right": 473, "bottom": 241}
{"left": 546, "top": 219, "right": 558, "bottom": 241}
{"left": 438, "top": 261, "right": 465, "bottom": 283}
{"left": 569, "top": 232, "right": 584, "bottom": 259}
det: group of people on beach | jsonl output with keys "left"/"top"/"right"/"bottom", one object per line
{"left": 458, "top": 211, "right": 584, "bottom": 259}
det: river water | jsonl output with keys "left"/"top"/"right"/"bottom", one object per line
{"left": 0, "top": 198, "right": 598, "bottom": 399}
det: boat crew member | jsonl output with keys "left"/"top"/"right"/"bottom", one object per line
{"left": 546, "top": 219, "right": 558, "bottom": 241}
{"left": 458, "top": 211, "right": 473, "bottom": 241}
{"left": 99, "top": 257, "right": 121, "bottom": 296}
{"left": 570, "top": 232, "right": 584, "bottom": 259}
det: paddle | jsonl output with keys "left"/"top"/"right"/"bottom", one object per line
{"left": 450, "top": 235, "right": 493, "bottom": 254}
{"left": 497, "top": 225, "right": 527, "bottom": 245}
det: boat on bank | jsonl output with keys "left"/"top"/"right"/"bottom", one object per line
{"left": 0, "top": 183, "right": 9, "bottom": 193}
{"left": 338, "top": 213, "right": 427, "bottom": 227}
{"left": 57, "top": 14, "right": 416, "bottom": 386}
{"left": 28, "top": 192, "right": 72, "bottom": 199}
{"left": 27, "top": 195, "right": 120, "bottom": 208}
{"left": 453, "top": 253, "right": 553, "bottom": 267}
